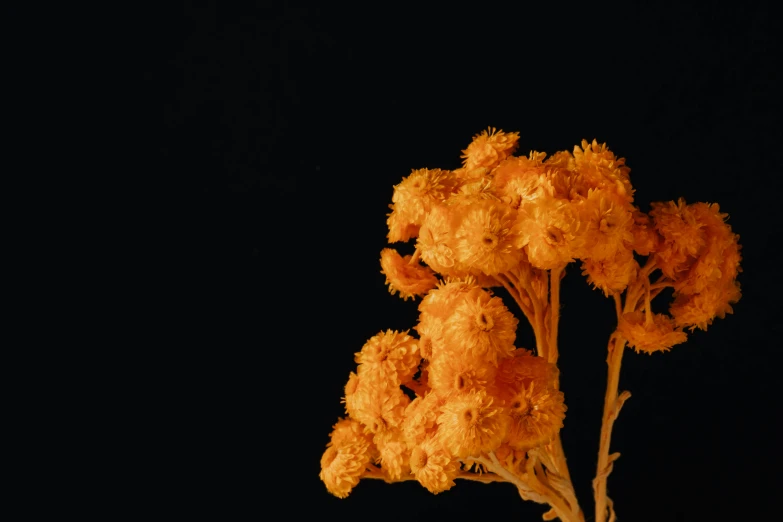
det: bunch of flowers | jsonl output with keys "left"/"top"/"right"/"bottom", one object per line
{"left": 319, "top": 128, "right": 742, "bottom": 522}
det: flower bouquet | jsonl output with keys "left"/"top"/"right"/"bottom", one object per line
{"left": 318, "top": 129, "right": 742, "bottom": 522}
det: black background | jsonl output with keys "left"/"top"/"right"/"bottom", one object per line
{"left": 167, "top": 3, "right": 782, "bottom": 520}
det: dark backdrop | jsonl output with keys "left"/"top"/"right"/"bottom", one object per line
{"left": 166, "top": 3, "right": 782, "bottom": 520}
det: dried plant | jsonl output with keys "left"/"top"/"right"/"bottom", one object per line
{"left": 319, "top": 129, "right": 742, "bottom": 522}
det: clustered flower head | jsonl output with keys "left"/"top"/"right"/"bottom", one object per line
{"left": 326, "top": 278, "right": 564, "bottom": 497}
{"left": 320, "top": 129, "right": 742, "bottom": 505}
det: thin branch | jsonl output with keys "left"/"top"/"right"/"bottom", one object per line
{"left": 548, "top": 265, "right": 565, "bottom": 365}
{"left": 593, "top": 333, "right": 628, "bottom": 522}
{"left": 508, "top": 267, "right": 548, "bottom": 358}
{"left": 495, "top": 273, "right": 535, "bottom": 326}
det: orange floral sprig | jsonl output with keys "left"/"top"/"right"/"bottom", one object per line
{"left": 319, "top": 128, "right": 742, "bottom": 522}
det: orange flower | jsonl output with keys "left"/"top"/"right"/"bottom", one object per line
{"left": 580, "top": 189, "right": 635, "bottom": 260}
{"left": 355, "top": 330, "right": 420, "bottom": 385}
{"left": 491, "top": 153, "right": 546, "bottom": 195}
{"left": 518, "top": 195, "right": 583, "bottom": 269}
{"left": 441, "top": 289, "right": 518, "bottom": 365}
{"left": 437, "top": 389, "right": 510, "bottom": 458}
{"left": 670, "top": 281, "right": 741, "bottom": 331}
{"left": 572, "top": 139, "right": 634, "bottom": 202}
{"left": 673, "top": 202, "right": 742, "bottom": 295}
{"left": 618, "top": 311, "right": 687, "bottom": 354}
{"left": 650, "top": 198, "right": 706, "bottom": 278}
{"left": 417, "top": 204, "right": 459, "bottom": 274}
{"left": 582, "top": 247, "right": 638, "bottom": 296}
{"left": 380, "top": 248, "right": 439, "bottom": 300}
{"left": 373, "top": 428, "right": 410, "bottom": 480}
{"left": 346, "top": 372, "right": 410, "bottom": 434}
{"left": 502, "top": 379, "right": 566, "bottom": 451}
{"left": 496, "top": 353, "right": 558, "bottom": 388}
{"left": 453, "top": 200, "right": 524, "bottom": 275}
{"left": 386, "top": 206, "right": 420, "bottom": 243}
{"left": 630, "top": 209, "right": 661, "bottom": 256}
{"left": 461, "top": 127, "right": 520, "bottom": 171}
{"left": 494, "top": 355, "right": 565, "bottom": 450}
{"left": 547, "top": 168, "right": 590, "bottom": 202}
{"left": 402, "top": 392, "right": 443, "bottom": 447}
{"left": 410, "top": 436, "right": 460, "bottom": 494}
{"left": 329, "top": 417, "right": 373, "bottom": 449}
{"left": 427, "top": 350, "right": 496, "bottom": 396}
{"left": 320, "top": 438, "right": 371, "bottom": 498}
{"left": 323, "top": 130, "right": 744, "bottom": 505}
{"left": 392, "top": 168, "right": 458, "bottom": 227}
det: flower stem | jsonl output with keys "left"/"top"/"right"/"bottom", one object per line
{"left": 548, "top": 265, "right": 565, "bottom": 365}
{"left": 593, "top": 331, "right": 627, "bottom": 522}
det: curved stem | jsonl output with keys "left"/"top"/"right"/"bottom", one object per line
{"left": 509, "top": 267, "right": 548, "bottom": 358}
{"left": 593, "top": 332, "right": 628, "bottom": 522}
{"left": 648, "top": 281, "right": 673, "bottom": 303}
{"left": 472, "top": 454, "right": 547, "bottom": 505}
{"left": 644, "top": 277, "right": 653, "bottom": 327}
{"left": 495, "top": 273, "right": 535, "bottom": 328}
{"left": 454, "top": 471, "right": 505, "bottom": 484}
{"left": 614, "top": 292, "right": 623, "bottom": 319}
{"left": 521, "top": 453, "right": 583, "bottom": 522}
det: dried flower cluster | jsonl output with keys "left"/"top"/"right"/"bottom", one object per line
{"left": 320, "top": 129, "right": 742, "bottom": 522}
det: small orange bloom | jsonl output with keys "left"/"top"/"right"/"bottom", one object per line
{"left": 461, "top": 127, "right": 520, "bottom": 171}
{"left": 436, "top": 389, "right": 510, "bottom": 458}
{"left": 380, "top": 248, "right": 439, "bottom": 300}
{"left": 618, "top": 311, "right": 688, "bottom": 354}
